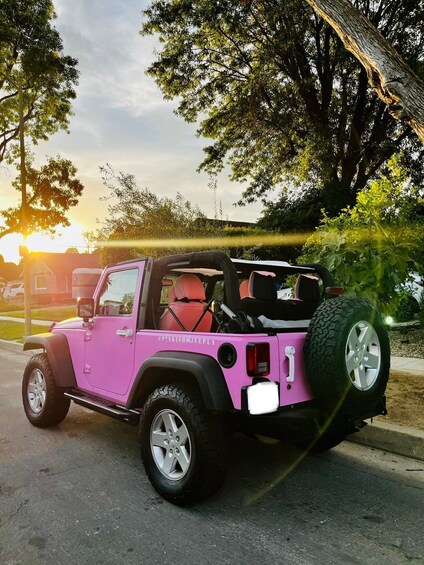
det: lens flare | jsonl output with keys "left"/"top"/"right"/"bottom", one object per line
{"left": 95, "top": 233, "right": 312, "bottom": 249}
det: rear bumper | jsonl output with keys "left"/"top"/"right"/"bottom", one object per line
{"left": 233, "top": 395, "right": 387, "bottom": 440}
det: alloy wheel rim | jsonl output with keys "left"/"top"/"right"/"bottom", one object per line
{"left": 150, "top": 409, "right": 191, "bottom": 481}
{"left": 345, "top": 320, "right": 381, "bottom": 391}
{"left": 27, "top": 369, "right": 46, "bottom": 413}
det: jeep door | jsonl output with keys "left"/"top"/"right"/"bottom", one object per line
{"left": 84, "top": 264, "right": 143, "bottom": 396}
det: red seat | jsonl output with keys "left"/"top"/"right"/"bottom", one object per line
{"left": 159, "top": 274, "right": 212, "bottom": 332}
{"left": 239, "top": 279, "right": 250, "bottom": 299}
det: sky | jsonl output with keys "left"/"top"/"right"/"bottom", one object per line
{"left": 0, "top": 0, "right": 263, "bottom": 264}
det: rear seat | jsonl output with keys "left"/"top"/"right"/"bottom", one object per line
{"left": 240, "top": 271, "right": 320, "bottom": 321}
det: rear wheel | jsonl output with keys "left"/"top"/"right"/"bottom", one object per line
{"left": 140, "top": 383, "right": 228, "bottom": 505}
{"left": 22, "top": 353, "right": 70, "bottom": 427}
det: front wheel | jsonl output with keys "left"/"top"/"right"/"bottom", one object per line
{"left": 139, "top": 383, "right": 228, "bottom": 505}
{"left": 22, "top": 353, "right": 70, "bottom": 427}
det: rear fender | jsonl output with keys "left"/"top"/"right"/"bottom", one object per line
{"left": 23, "top": 333, "right": 77, "bottom": 388}
{"left": 127, "top": 351, "right": 233, "bottom": 411}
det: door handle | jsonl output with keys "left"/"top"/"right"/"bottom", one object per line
{"left": 285, "top": 346, "right": 295, "bottom": 383}
{"left": 116, "top": 328, "right": 133, "bottom": 337}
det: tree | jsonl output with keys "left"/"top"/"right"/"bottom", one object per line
{"left": 0, "top": 155, "right": 84, "bottom": 239}
{"left": 142, "top": 0, "right": 423, "bottom": 216}
{"left": 0, "top": 0, "right": 79, "bottom": 162}
{"left": 96, "top": 164, "right": 219, "bottom": 265}
{"left": 300, "top": 154, "right": 424, "bottom": 312}
{"left": 0, "top": 254, "right": 20, "bottom": 280}
{"left": 257, "top": 187, "right": 324, "bottom": 259}
{"left": 304, "top": 0, "right": 424, "bottom": 141}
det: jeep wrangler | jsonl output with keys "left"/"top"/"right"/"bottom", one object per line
{"left": 22, "top": 251, "right": 390, "bottom": 504}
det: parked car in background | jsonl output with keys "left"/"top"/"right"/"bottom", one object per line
{"left": 407, "top": 272, "right": 424, "bottom": 305}
{"left": 3, "top": 280, "right": 24, "bottom": 300}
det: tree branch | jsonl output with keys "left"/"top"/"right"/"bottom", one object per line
{"left": 0, "top": 225, "right": 18, "bottom": 240}
{"left": 304, "top": 0, "right": 424, "bottom": 141}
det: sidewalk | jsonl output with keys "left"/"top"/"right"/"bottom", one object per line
{"left": 0, "top": 315, "right": 51, "bottom": 326}
{"left": 0, "top": 335, "right": 422, "bottom": 461}
{"left": 391, "top": 356, "right": 424, "bottom": 375}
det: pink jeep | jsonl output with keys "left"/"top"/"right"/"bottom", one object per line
{"left": 22, "top": 251, "right": 390, "bottom": 504}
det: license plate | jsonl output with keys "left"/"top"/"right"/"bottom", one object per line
{"left": 246, "top": 381, "right": 279, "bottom": 415}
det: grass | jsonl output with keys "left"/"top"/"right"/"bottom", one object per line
{"left": 0, "top": 305, "right": 76, "bottom": 322}
{"left": 0, "top": 320, "right": 49, "bottom": 341}
{"left": 0, "top": 302, "right": 25, "bottom": 313}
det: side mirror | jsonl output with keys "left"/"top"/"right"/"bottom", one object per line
{"left": 77, "top": 297, "right": 95, "bottom": 321}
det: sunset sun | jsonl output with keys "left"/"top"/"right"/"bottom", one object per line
{"left": 24, "top": 224, "right": 87, "bottom": 254}
{"left": 0, "top": 224, "right": 88, "bottom": 264}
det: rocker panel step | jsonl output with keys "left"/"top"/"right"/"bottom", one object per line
{"left": 64, "top": 390, "right": 140, "bottom": 424}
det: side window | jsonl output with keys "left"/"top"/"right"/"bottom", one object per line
{"left": 160, "top": 277, "right": 176, "bottom": 305}
{"left": 98, "top": 269, "right": 138, "bottom": 316}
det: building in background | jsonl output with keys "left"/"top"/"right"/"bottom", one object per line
{"left": 29, "top": 252, "right": 101, "bottom": 304}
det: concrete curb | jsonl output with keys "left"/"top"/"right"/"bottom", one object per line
{"left": 0, "top": 339, "right": 422, "bottom": 461}
{"left": 0, "top": 338, "right": 33, "bottom": 356}
{"left": 347, "top": 420, "right": 424, "bottom": 462}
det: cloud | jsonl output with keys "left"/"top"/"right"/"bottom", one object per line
{"left": 54, "top": 0, "right": 165, "bottom": 117}
{"left": 37, "top": 1, "right": 262, "bottom": 227}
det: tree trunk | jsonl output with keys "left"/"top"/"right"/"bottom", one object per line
{"left": 304, "top": 0, "right": 424, "bottom": 142}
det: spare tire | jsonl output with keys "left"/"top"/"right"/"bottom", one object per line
{"left": 304, "top": 296, "right": 390, "bottom": 412}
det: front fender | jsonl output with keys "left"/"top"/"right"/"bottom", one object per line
{"left": 23, "top": 333, "right": 77, "bottom": 388}
{"left": 127, "top": 351, "right": 233, "bottom": 411}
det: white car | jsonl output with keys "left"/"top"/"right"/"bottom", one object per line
{"left": 3, "top": 280, "right": 24, "bottom": 300}
{"left": 389, "top": 272, "right": 424, "bottom": 323}
{"left": 407, "top": 272, "right": 424, "bottom": 304}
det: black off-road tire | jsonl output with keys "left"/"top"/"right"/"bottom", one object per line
{"left": 22, "top": 353, "right": 70, "bottom": 427}
{"left": 139, "top": 383, "right": 228, "bottom": 505}
{"left": 304, "top": 296, "right": 390, "bottom": 413}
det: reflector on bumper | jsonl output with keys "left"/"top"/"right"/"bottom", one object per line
{"left": 244, "top": 381, "right": 279, "bottom": 415}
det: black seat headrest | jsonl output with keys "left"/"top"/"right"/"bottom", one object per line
{"left": 248, "top": 271, "right": 277, "bottom": 301}
{"left": 295, "top": 275, "right": 320, "bottom": 303}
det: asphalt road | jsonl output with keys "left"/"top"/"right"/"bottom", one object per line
{"left": 1, "top": 346, "right": 423, "bottom": 565}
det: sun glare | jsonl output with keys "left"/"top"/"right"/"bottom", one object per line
{"left": 0, "top": 224, "right": 87, "bottom": 264}
{"left": 25, "top": 224, "right": 86, "bottom": 254}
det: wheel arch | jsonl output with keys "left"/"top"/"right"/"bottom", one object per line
{"left": 23, "top": 333, "right": 77, "bottom": 388}
{"left": 126, "top": 351, "right": 233, "bottom": 412}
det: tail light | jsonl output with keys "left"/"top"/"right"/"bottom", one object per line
{"left": 325, "top": 286, "right": 344, "bottom": 298}
{"left": 246, "top": 343, "right": 270, "bottom": 377}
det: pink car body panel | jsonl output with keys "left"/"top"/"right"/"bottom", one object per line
{"left": 53, "top": 325, "right": 313, "bottom": 409}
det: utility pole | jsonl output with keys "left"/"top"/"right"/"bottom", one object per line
{"left": 18, "top": 83, "right": 32, "bottom": 337}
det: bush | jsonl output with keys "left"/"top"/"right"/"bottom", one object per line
{"left": 300, "top": 155, "right": 424, "bottom": 315}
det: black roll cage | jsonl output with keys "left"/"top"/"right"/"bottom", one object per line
{"left": 144, "top": 250, "right": 335, "bottom": 330}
